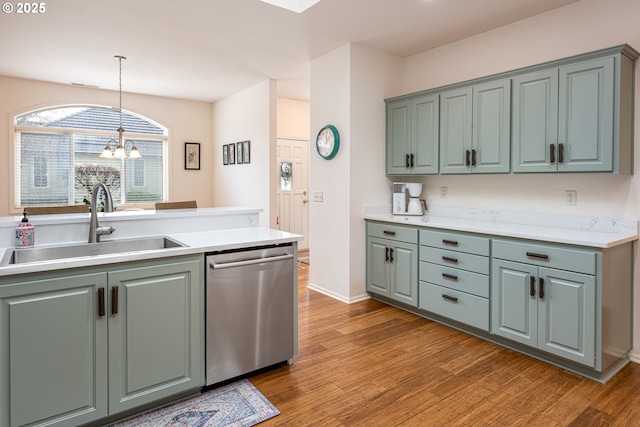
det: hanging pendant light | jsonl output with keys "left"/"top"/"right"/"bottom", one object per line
{"left": 99, "top": 55, "right": 142, "bottom": 159}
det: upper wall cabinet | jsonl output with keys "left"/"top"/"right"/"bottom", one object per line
{"left": 512, "top": 56, "right": 626, "bottom": 173}
{"left": 440, "top": 79, "right": 511, "bottom": 174}
{"left": 386, "top": 44, "right": 638, "bottom": 176}
{"left": 386, "top": 93, "right": 439, "bottom": 175}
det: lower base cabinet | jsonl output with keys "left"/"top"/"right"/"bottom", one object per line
{"left": 0, "top": 255, "right": 203, "bottom": 427}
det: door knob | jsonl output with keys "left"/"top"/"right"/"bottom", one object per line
{"left": 303, "top": 199, "right": 309, "bottom": 204}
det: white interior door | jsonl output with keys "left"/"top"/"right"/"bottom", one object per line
{"left": 276, "top": 138, "right": 309, "bottom": 250}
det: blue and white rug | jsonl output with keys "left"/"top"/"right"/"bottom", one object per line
{"left": 111, "top": 379, "right": 279, "bottom": 427}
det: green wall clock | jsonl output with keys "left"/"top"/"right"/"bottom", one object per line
{"left": 316, "top": 125, "right": 340, "bottom": 160}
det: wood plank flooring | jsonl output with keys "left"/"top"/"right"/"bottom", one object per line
{"left": 249, "top": 266, "right": 640, "bottom": 426}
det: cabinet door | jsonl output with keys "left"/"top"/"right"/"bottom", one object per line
{"left": 512, "top": 69, "right": 559, "bottom": 173}
{"left": 390, "top": 241, "right": 418, "bottom": 306}
{"left": 412, "top": 94, "right": 440, "bottom": 174}
{"left": 491, "top": 259, "right": 537, "bottom": 347}
{"left": 440, "top": 86, "right": 472, "bottom": 174}
{"left": 108, "top": 259, "right": 202, "bottom": 415}
{"left": 473, "top": 79, "right": 511, "bottom": 173}
{"left": 0, "top": 273, "right": 108, "bottom": 427}
{"left": 538, "top": 267, "right": 596, "bottom": 367}
{"left": 386, "top": 99, "right": 411, "bottom": 175}
{"left": 367, "top": 237, "right": 390, "bottom": 296}
{"left": 558, "top": 57, "right": 614, "bottom": 172}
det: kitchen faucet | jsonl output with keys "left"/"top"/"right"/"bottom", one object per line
{"left": 88, "top": 182, "right": 115, "bottom": 243}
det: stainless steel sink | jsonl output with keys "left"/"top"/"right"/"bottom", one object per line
{"left": 1, "top": 236, "right": 186, "bottom": 266}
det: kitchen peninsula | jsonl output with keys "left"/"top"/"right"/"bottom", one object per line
{"left": 365, "top": 206, "right": 637, "bottom": 383}
{"left": 0, "top": 207, "right": 302, "bottom": 427}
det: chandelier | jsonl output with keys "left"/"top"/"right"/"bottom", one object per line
{"left": 99, "top": 55, "right": 142, "bottom": 159}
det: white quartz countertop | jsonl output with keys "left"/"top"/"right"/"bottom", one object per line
{"left": 0, "top": 227, "right": 303, "bottom": 277}
{"left": 364, "top": 210, "right": 638, "bottom": 248}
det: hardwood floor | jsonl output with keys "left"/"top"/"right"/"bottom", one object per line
{"left": 249, "top": 265, "right": 640, "bottom": 426}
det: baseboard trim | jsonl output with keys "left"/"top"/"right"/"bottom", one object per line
{"left": 307, "top": 282, "right": 370, "bottom": 304}
{"left": 629, "top": 351, "right": 640, "bottom": 364}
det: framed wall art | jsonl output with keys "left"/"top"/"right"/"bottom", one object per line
{"left": 242, "top": 140, "right": 250, "bottom": 164}
{"left": 236, "top": 141, "right": 244, "bottom": 164}
{"left": 185, "top": 142, "right": 200, "bottom": 170}
{"left": 223, "top": 144, "right": 229, "bottom": 165}
{"left": 228, "top": 142, "right": 235, "bottom": 165}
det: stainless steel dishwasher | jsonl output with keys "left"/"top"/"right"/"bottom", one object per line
{"left": 205, "top": 243, "right": 294, "bottom": 386}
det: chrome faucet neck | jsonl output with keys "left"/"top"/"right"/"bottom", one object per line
{"left": 88, "top": 183, "right": 115, "bottom": 243}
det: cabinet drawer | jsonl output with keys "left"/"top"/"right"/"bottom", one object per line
{"left": 420, "top": 246, "right": 489, "bottom": 275}
{"left": 420, "top": 229, "right": 489, "bottom": 256}
{"left": 419, "top": 281, "right": 489, "bottom": 331}
{"left": 493, "top": 239, "right": 597, "bottom": 275}
{"left": 368, "top": 222, "right": 418, "bottom": 244}
{"left": 419, "top": 262, "right": 489, "bottom": 298}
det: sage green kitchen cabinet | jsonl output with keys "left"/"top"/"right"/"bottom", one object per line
{"left": 108, "top": 257, "right": 203, "bottom": 415}
{"left": 366, "top": 222, "right": 418, "bottom": 306}
{"left": 440, "top": 79, "right": 510, "bottom": 174}
{"left": 0, "top": 272, "right": 108, "bottom": 427}
{"left": 513, "top": 50, "right": 635, "bottom": 173}
{"left": 492, "top": 258, "right": 596, "bottom": 367}
{"left": 386, "top": 93, "right": 439, "bottom": 175}
{"left": 0, "top": 255, "right": 203, "bottom": 427}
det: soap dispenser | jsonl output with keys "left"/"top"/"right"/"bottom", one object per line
{"left": 15, "top": 211, "right": 34, "bottom": 248}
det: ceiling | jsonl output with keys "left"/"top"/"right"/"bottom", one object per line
{"left": 0, "top": 0, "right": 579, "bottom": 102}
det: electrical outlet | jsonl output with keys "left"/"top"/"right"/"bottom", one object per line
{"left": 566, "top": 190, "right": 577, "bottom": 206}
{"left": 313, "top": 191, "right": 323, "bottom": 202}
{"left": 440, "top": 187, "right": 448, "bottom": 199}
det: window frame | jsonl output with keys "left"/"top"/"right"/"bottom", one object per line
{"left": 11, "top": 104, "right": 169, "bottom": 213}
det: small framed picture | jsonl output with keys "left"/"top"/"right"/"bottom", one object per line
{"left": 236, "top": 142, "right": 244, "bottom": 164}
{"left": 223, "top": 144, "right": 229, "bottom": 165}
{"left": 185, "top": 142, "right": 200, "bottom": 170}
{"left": 229, "top": 142, "right": 235, "bottom": 165}
{"left": 243, "top": 140, "right": 250, "bottom": 164}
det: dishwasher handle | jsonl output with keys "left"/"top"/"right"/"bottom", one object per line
{"left": 209, "top": 253, "right": 293, "bottom": 270}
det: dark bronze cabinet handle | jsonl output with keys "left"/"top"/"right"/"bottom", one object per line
{"left": 442, "top": 294, "right": 458, "bottom": 303}
{"left": 410, "top": 153, "right": 415, "bottom": 168}
{"left": 98, "top": 288, "right": 105, "bottom": 317}
{"left": 383, "top": 231, "right": 396, "bottom": 236}
{"left": 389, "top": 248, "right": 394, "bottom": 263}
{"left": 539, "top": 278, "right": 545, "bottom": 299}
{"left": 550, "top": 144, "right": 556, "bottom": 163}
{"left": 558, "top": 143, "right": 564, "bottom": 163}
{"left": 385, "top": 247, "right": 389, "bottom": 262}
{"left": 443, "top": 239, "right": 458, "bottom": 246}
{"left": 442, "top": 256, "right": 458, "bottom": 263}
{"left": 526, "top": 252, "right": 549, "bottom": 260}
{"left": 530, "top": 276, "right": 536, "bottom": 297}
{"left": 406, "top": 154, "right": 410, "bottom": 168}
{"left": 442, "top": 273, "right": 458, "bottom": 280}
{"left": 111, "top": 286, "right": 119, "bottom": 315}
{"left": 472, "top": 149, "right": 477, "bottom": 166}
{"left": 465, "top": 150, "right": 471, "bottom": 166}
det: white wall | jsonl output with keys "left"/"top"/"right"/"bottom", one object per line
{"left": 400, "top": 0, "right": 640, "bottom": 358}
{"left": 0, "top": 76, "right": 213, "bottom": 216}
{"left": 309, "top": 44, "right": 403, "bottom": 302}
{"left": 277, "top": 98, "right": 310, "bottom": 140}
{"left": 211, "top": 79, "right": 277, "bottom": 227}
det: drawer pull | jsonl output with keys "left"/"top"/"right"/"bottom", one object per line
{"left": 550, "top": 144, "right": 556, "bottom": 163}
{"left": 389, "top": 248, "right": 394, "bottom": 263}
{"left": 442, "top": 256, "right": 458, "bottom": 263}
{"left": 442, "top": 273, "right": 458, "bottom": 280}
{"left": 530, "top": 276, "right": 536, "bottom": 297}
{"left": 406, "top": 154, "right": 410, "bottom": 168}
{"left": 410, "top": 153, "right": 415, "bottom": 168}
{"left": 98, "top": 288, "right": 105, "bottom": 317}
{"left": 385, "top": 247, "right": 389, "bottom": 262}
{"left": 442, "top": 239, "right": 458, "bottom": 246}
{"left": 383, "top": 231, "right": 396, "bottom": 236}
{"left": 442, "top": 294, "right": 458, "bottom": 303}
{"left": 526, "top": 252, "right": 549, "bottom": 260}
{"left": 471, "top": 149, "right": 477, "bottom": 166}
{"left": 465, "top": 150, "right": 470, "bottom": 167}
{"left": 539, "top": 278, "right": 545, "bottom": 299}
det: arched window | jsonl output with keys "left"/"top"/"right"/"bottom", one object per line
{"left": 13, "top": 105, "right": 168, "bottom": 209}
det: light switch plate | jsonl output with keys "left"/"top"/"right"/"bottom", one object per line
{"left": 313, "top": 191, "right": 323, "bottom": 202}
